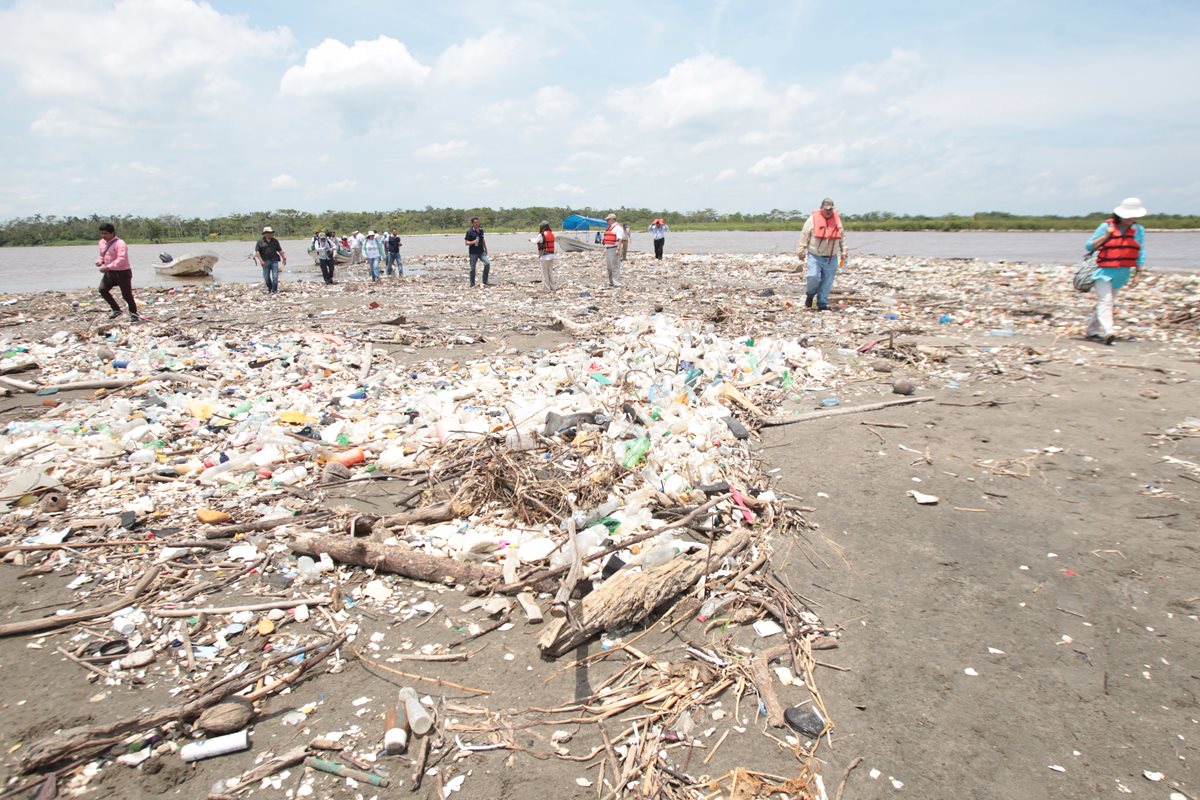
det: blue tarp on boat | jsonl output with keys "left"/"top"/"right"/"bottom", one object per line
{"left": 562, "top": 214, "right": 609, "bottom": 231}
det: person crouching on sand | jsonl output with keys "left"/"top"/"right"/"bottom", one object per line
{"left": 96, "top": 223, "right": 139, "bottom": 321}
{"left": 1083, "top": 197, "right": 1147, "bottom": 345}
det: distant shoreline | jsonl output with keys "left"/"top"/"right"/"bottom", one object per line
{"left": 10, "top": 226, "right": 1200, "bottom": 248}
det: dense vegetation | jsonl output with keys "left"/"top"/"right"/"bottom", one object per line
{"left": 2, "top": 207, "right": 1197, "bottom": 246}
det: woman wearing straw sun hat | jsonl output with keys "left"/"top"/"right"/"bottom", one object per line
{"left": 1083, "top": 197, "right": 1147, "bottom": 345}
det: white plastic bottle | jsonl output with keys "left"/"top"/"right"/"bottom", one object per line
{"left": 398, "top": 687, "right": 433, "bottom": 735}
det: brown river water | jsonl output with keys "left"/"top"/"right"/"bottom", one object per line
{"left": 3, "top": 230, "right": 1196, "bottom": 293}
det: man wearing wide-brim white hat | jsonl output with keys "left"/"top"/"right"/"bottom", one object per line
{"left": 1083, "top": 197, "right": 1148, "bottom": 345}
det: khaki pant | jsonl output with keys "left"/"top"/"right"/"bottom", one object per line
{"left": 540, "top": 255, "right": 556, "bottom": 291}
{"left": 604, "top": 247, "right": 621, "bottom": 286}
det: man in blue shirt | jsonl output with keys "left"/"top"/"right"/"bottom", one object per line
{"left": 465, "top": 217, "right": 491, "bottom": 287}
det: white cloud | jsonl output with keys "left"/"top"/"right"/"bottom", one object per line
{"left": 433, "top": 30, "right": 533, "bottom": 87}
{"left": 568, "top": 115, "right": 612, "bottom": 146}
{"left": 281, "top": 36, "right": 430, "bottom": 99}
{"left": 618, "top": 156, "right": 646, "bottom": 170}
{"left": 684, "top": 173, "right": 705, "bottom": 184}
{"left": 608, "top": 54, "right": 791, "bottom": 130}
{"left": 0, "top": 0, "right": 290, "bottom": 112}
{"left": 128, "top": 162, "right": 162, "bottom": 177}
{"left": 415, "top": 140, "right": 467, "bottom": 160}
{"left": 533, "top": 85, "right": 578, "bottom": 118}
{"left": 322, "top": 179, "right": 358, "bottom": 192}
{"left": 716, "top": 168, "right": 737, "bottom": 182}
{"left": 841, "top": 48, "right": 924, "bottom": 95}
{"left": 749, "top": 141, "right": 866, "bottom": 177}
{"left": 270, "top": 174, "right": 300, "bottom": 189}
{"left": 30, "top": 108, "right": 124, "bottom": 138}
{"left": 554, "top": 183, "right": 587, "bottom": 195}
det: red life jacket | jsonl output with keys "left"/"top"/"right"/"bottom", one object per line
{"left": 812, "top": 210, "right": 843, "bottom": 240}
{"left": 541, "top": 230, "right": 555, "bottom": 254}
{"left": 602, "top": 222, "right": 621, "bottom": 246}
{"left": 1096, "top": 219, "right": 1140, "bottom": 269}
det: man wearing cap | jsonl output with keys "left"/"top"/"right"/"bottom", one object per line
{"left": 1083, "top": 197, "right": 1148, "bottom": 345}
{"left": 314, "top": 230, "right": 338, "bottom": 285}
{"left": 796, "top": 198, "right": 847, "bottom": 311}
{"left": 254, "top": 226, "right": 286, "bottom": 295}
{"left": 601, "top": 213, "right": 626, "bottom": 287}
{"left": 648, "top": 218, "right": 669, "bottom": 260}
{"left": 464, "top": 217, "right": 491, "bottom": 287}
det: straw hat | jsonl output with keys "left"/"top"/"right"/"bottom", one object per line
{"left": 605, "top": 214, "right": 616, "bottom": 220}
{"left": 1113, "top": 197, "right": 1147, "bottom": 218}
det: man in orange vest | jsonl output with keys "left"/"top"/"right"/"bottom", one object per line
{"left": 601, "top": 213, "right": 626, "bottom": 287}
{"left": 535, "top": 221, "right": 557, "bottom": 291}
{"left": 796, "top": 198, "right": 847, "bottom": 311}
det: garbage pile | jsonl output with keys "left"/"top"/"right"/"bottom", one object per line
{"left": 0, "top": 309, "right": 843, "bottom": 798}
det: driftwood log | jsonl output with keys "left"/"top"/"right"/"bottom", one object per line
{"left": 292, "top": 534, "right": 534, "bottom": 592}
{"left": 202, "top": 512, "right": 331, "bottom": 540}
{"left": 537, "top": 528, "right": 752, "bottom": 658}
{"left": 760, "top": 396, "right": 933, "bottom": 427}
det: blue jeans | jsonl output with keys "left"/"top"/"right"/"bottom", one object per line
{"left": 806, "top": 254, "right": 838, "bottom": 308}
{"left": 469, "top": 253, "right": 490, "bottom": 286}
{"left": 385, "top": 251, "right": 402, "bottom": 275}
{"left": 261, "top": 260, "right": 280, "bottom": 293}
{"left": 367, "top": 257, "right": 380, "bottom": 281}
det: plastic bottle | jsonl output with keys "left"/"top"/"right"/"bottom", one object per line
{"left": 819, "top": 397, "right": 840, "bottom": 408}
{"left": 640, "top": 542, "right": 680, "bottom": 568}
{"left": 696, "top": 594, "right": 736, "bottom": 622}
{"left": 273, "top": 465, "right": 308, "bottom": 486}
{"left": 398, "top": 687, "right": 433, "bottom": 735}
{"left": 330, "top": 448, "right": 365, "bottom": 467}
{"left": 620, "top": 436, "right": 651, "bottom": 469}
{"left": 180, "top": 730, "right": 250, "bottom": 763}
{"left": 383, "top": 702, "right": 409, "bottom": 754}
{"left": 296, "top": 556, "right": 321, "bottom": 583}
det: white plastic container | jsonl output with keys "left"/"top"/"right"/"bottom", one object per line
{"left": 398, "top": 687, "right": 433, "bottom": 735}
{"left": 180, "top": 730, "right": 249, "bottom": 762}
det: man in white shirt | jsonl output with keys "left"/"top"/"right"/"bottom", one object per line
{"left": 601, "top": 213, "right": 626, "bottom": 287}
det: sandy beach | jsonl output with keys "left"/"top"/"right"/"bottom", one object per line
{"left": 0, "top": 249, "right": 1196, "bottom": 799}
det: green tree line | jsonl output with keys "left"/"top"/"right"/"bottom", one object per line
{"left": 2, "top": 207, "right": 1198, "bottom": 246}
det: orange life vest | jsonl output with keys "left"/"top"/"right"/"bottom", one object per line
{"left": 541, "top": 230, "right": 555, "bottom": 254}
{"left": 1096, "top": 219, "right": 1140, "bottom": 269}
{"left": 602, "top": 222, "right": 619, "bottom": 247}
{"left": 812, "top": 210, "right": 843, "bottom": 240}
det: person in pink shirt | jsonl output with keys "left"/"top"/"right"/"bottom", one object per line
{"left": 95, "top": 223, "right": 139, "bottom": 321}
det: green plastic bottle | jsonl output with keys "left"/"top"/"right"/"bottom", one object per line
{"left": 621, "top": 436, "right": 651, "bottom": 469}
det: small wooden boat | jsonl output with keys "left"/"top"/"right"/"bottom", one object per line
{"left": 155, "top": 251, "right": 218, "bottom": 277}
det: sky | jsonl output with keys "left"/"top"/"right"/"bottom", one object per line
{"left": 2, "top": 0, "right": 1198, "bottom": 220}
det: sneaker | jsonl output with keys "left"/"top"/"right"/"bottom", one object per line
{"left": 804, "top": 294, "right": 815, "bottom": 308}
{"left": 108, "top": 310, "right": 122, "bottom": 319}
{"left": 1103, "top": 334, "right": 1116, "bottom": 346}
{"left": 818, "top": 305, "right": 831, "bottom": 312}
{"left": 130, "top": 313, "right": 141, "bottom": 322}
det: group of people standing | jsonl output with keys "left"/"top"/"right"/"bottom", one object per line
{"left": 92, "top": 199, "right": 1148, "bottom": 344}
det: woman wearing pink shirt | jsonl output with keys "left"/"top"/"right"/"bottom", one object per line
{"left": 95, "top": 223, "right": 139, "bottom": 321}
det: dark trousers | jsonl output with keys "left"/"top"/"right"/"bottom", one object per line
{"left": 653, "top": 238, "right": 665, "bottom": 260}
{"left": 469, "top": 252, "right": 491, "bottom": 286}
{"left": 99, "top": 269, "right": 137, "bottom": 314}
{"left": 319, "top": 258, "right": 335, "bottom": 284}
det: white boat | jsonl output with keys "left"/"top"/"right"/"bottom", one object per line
{"left": 558, "top": 236, "right": 602, "bottom": 253}
{"left": 155, "top": 251, "right": 218, "bottom": 277}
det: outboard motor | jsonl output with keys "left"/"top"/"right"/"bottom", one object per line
{"left": 158, "top": 252, "right": 173, "bottom": 264}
